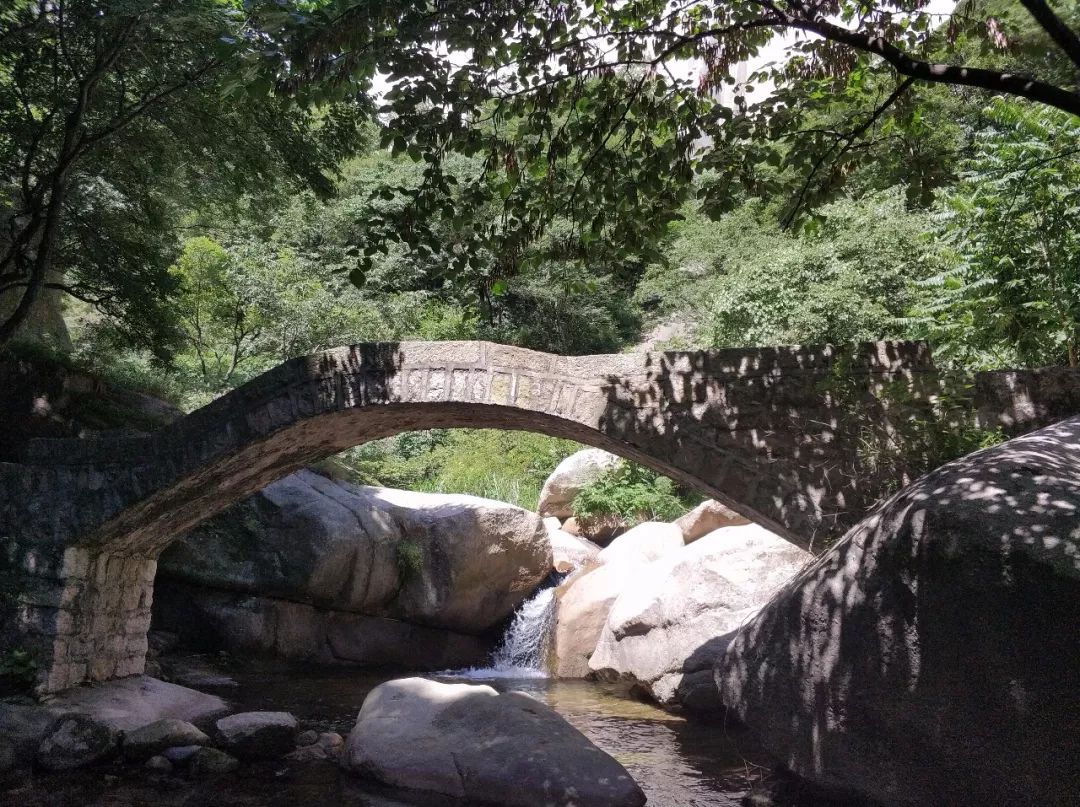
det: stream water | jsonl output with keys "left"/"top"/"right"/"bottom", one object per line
{"left": 9, "top": 588, "right": 794, "bottom": 806}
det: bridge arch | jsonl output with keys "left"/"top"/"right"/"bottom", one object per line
{"left": 3, "top": 339, "right": 936, "bottom": 692}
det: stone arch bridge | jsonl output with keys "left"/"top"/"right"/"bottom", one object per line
{"left": 0, "top": 338, "right": 1055, "bottom": 693}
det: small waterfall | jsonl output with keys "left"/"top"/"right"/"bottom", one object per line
{"left": 490, "top": 585, "right": 557, "bottom": 673}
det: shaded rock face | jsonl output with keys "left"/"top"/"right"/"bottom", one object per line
{"left": 153, "top": 583, "right": 493, "bottom": 671}
{"left": 341, "top": 677, "right": 646, "bottom": 807}
{"left": 537, "top": 448, "right": 623, "bottom": 520}
{"left": 36, "top": 716, "right": 118, "bottom": 771}
{"left": 590, "top": 524, "right": 811, "bottom": 709}
{"left": 156, "top": 470, "right": 551, "bottom": 664}
{"left": 719, "top": 417, "right": 1080, "bottom": 807}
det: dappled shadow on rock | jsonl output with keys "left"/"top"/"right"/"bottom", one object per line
{"left": 718, "top": 416, "right": 1080, "bottom": 806}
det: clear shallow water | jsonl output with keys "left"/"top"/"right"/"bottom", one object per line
{"left": 9, "top": 656, "right": 779, "bottom": 806}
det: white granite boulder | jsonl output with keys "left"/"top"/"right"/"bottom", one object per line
{"left": 537, "top": 449, "right": 623, "bottom": 519}
{"left": 589, "top": 524, "right": 811, "bottom": 709}
{"left": 341, "top": 677, "right": 645, "bottom": 807}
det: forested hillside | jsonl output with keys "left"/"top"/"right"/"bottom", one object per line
{"left": 3, "top": 0, "right": 1078, "bottom": 506}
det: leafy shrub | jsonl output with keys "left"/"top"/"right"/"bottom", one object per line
{"left": 573, "top": 462, "right": 696, "bottom": 524}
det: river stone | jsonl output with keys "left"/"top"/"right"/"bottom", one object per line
{"left": 674, "top": 499, "right": 750, "bottom": 542}
{"left": 158, "top": 470, "right": 551, "bottom": 636}
{"left": 589, "top": 524, "right": 811, "bottom": 709}
{"left": 162, "top": 744, "right": 202, "bottom": 765}
{"left": 547, "top": 523, "right": 600, "bottom": 573}
{"left": 188, "top": 746, "right": 240, "bottom": 776}
{"left": 286, "top": 731, "right": 344, "bottom": 763}
{"left": 296, "top": 729, "right": 319, "bottom": 747}
{"left": 36, "top": 716, "right": 119, "bottom": 771}
{"left": 537, "top": 449, "right": 623, "bottom": 519}
{"left": 216, "top": 711, "right": 298, "bottom": 760}
{"left": 553, "top": 560, "right": 642, "bottom": 677}
{"left": 597, "top": 521, "right": 683, "bottom": 566}
{"left": 719, "top": 416, "right": 1080, "bottom": 806}
{"left": 341, "top": 677, "right": 646, "bottom": 807}
{"left": 122, "top": 718, "right": 209, "bottom": 760}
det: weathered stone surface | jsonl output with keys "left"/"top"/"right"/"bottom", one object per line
{"left": 43, "top": 676, "right": 228, "bottom": 732}
{"left": 719, "top": 417, "right": 1080, "bottom": 807}
{"left": 537, "top": 449, "right": 623, "bottom": 519}
{"left": 216, "top": 711, "right": 298, "bottom": 760}
{"left": 589, "top": 524, "right": 811, "bottom": 708}
{"left": 122, "top": 718, "right": 209, "bottom": 760}
{"left": 341, "top": 677, "right": 645, "bottom": 807}
{"left": 597, "top": 521, "right": 684, "bottom": 566}
{"left": 159, "top": 471, "right": 551, "bottom": 636}
{"left": 36, "top": 716, "right": 119, "bottom": 771}
{"left": 546, "top": 522, "right": 600, "bottom": 573}
{"left": 154, "top": 583, "right": 493, "bottom": 670}
{"left": 553, "top": 561, "right": 642, "bottom": 678}
{"left": 0, "top": 703, "right": 58, "bottom": 770}
{"left": 188, "top": 746, "right": 240, "bottom": 776}
{"left": 675, "top": 499, "right": 750, "bottom": 542}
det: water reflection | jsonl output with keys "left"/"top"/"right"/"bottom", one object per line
{"left": 14, "top": 657, "right": 775, "bottom": 807}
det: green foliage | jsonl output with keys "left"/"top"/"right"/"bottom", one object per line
{"left": 0, "top": 0, "right": 367, "bottom": 350}
{"left": 637, "top": 191, "right": 934, "bottom": 348}
{"left": 337, "top": 430, "right": 579, "bottom": 511}
{"left": 573, "top": 462, "right": 695, "bottom": 524}
{"left": 909, "top": 98, "right": 1080, "bottom": 369}
{"left": 395, "top": 540, "right": 425, "bottom": 582}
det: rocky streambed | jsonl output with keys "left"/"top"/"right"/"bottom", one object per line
{"left": 5, "top": 654, "right": 794, "bottom": 807}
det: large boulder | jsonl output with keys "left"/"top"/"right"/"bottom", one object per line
{"left": 589, "top": 524, "right": 810, "bottom": 709}
{"left": 553, "top": 560, "right": 643, "bottom": 678}
{"left": 537, "top": 449, "right": 623, "bottom": 519}
{"left": 718, "top": 417, "right": 1080, "bottom": 806}
{"left": 154, "top": 583, "right": 493, "bottom": 670}
{"left": 156, "top": 471, "right": 551, "bottom": 656}
{"left": 675, "top": 499, "right": 750, "bottom": 542}
{"left": 597, "top": 521, "right": 683, "bottom": 566}
{"left": 341, "top": 677, "right": 645, "bottom": 807}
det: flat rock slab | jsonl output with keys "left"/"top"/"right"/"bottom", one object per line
{"left": 43, "top": 676, "right": 228, "bottom": 732}
{"left": 341, "top": 677, "right": 645, "bottom": 807}
{"left": 216, "top": 711, "right": 298, "bottom": 760}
